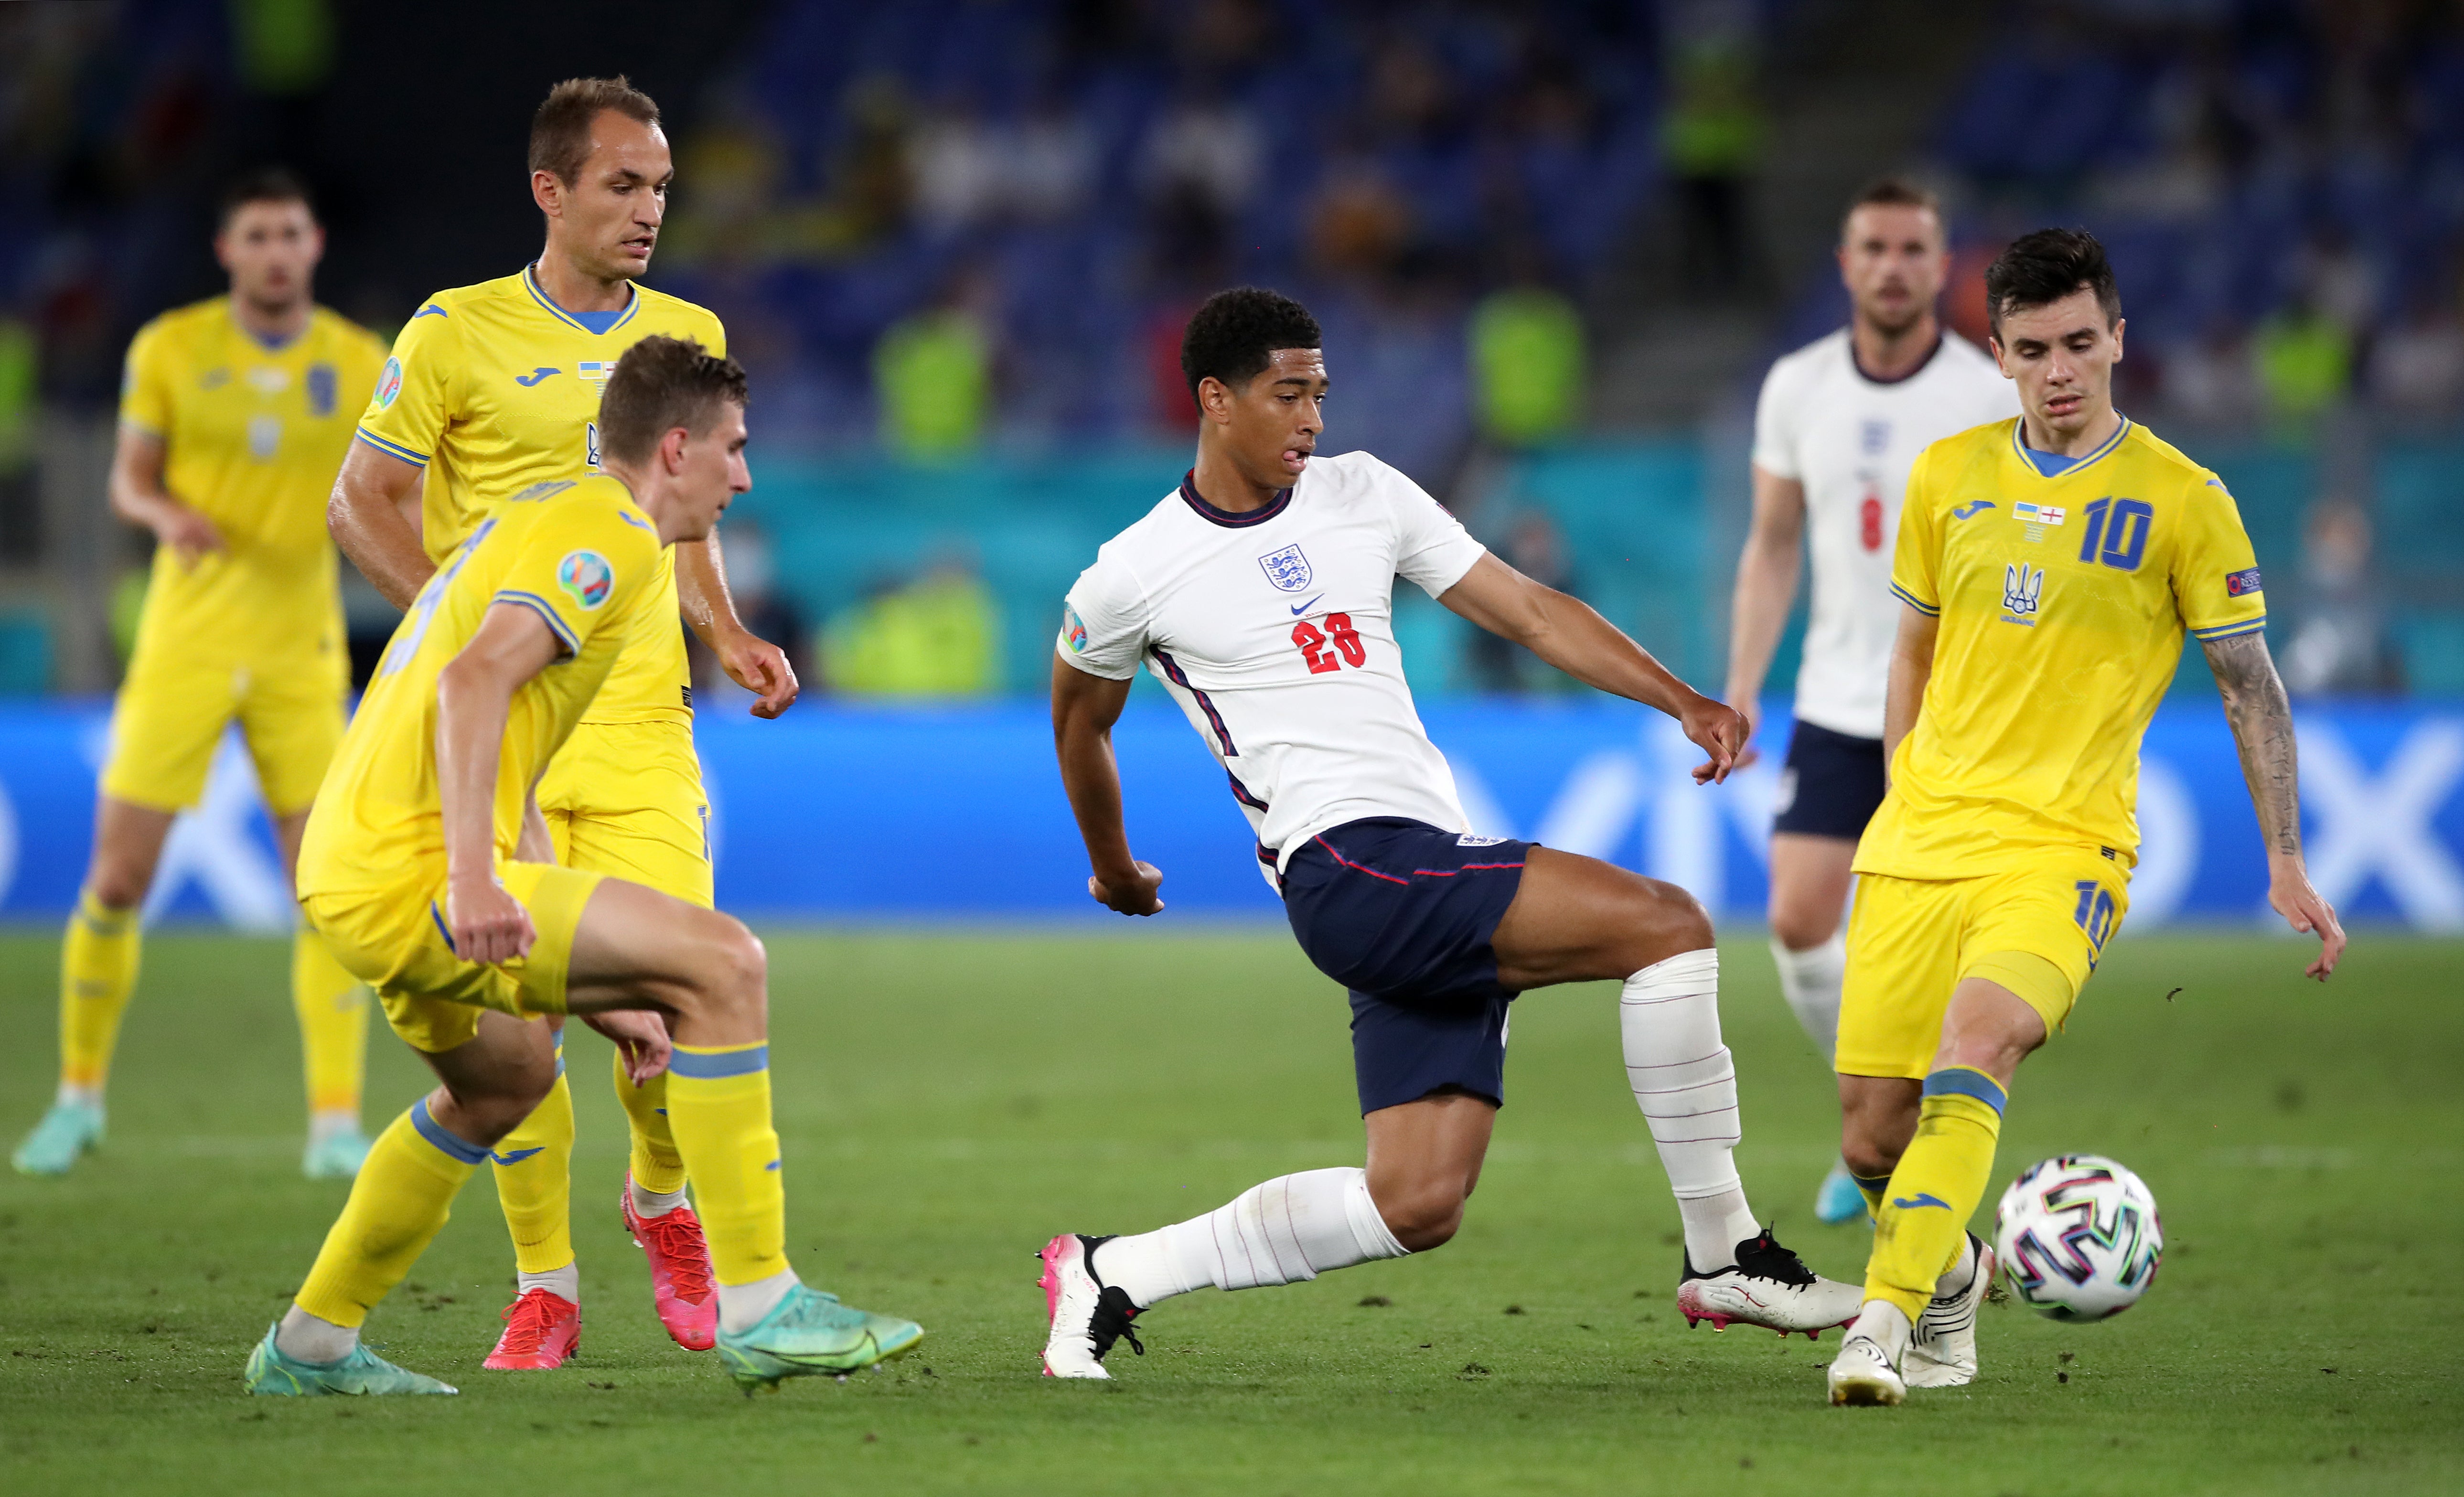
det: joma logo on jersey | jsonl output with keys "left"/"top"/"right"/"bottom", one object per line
{"left": 2002, "top": 563, "right": 2045, "bottom": 623}
{"left": 1257, "top": 544, "right": 1314, "bottom": 593}
{"left": 558, "top": 550, "right": 614, "bottom": 610}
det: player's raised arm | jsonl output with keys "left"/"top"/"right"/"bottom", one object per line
{"left": 1722, "top": 463, "right": 1807, "bottom": 765}
{"left": 434, "top": 602, "right": 566, "bottom": 962}
{"left": 329, "top": 438, "right": 434, "bottom": 609}
{"left": 2203, "top": 630, "right": 2344, "bottom": 979}
{"left": 1050, "top": 654, "right": 1163, "bottom": 916}
{"left": 1437, "top": 552, "right": 1747, "bottom": 783}
{"left": 676, "top": 530, "right": 799, "bottom": 718}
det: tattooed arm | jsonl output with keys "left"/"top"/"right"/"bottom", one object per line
{"left": 2203, "top": 630, "right": 2346, "bottom": 979}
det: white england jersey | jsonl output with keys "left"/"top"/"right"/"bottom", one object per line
{"left": 1750, "top": 329, "right": 2017, "bottom": 739}
{"left": 1059, "top": 451, "right": 1488, "bottom": 884}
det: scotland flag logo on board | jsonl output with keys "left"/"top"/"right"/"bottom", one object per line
{"left": 1258, "top": 544, "right": 1314, "bottom": 593}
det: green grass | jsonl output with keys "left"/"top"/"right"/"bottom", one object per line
{"left": 0, "top": 928, "right": 2458, "bottom": 1495}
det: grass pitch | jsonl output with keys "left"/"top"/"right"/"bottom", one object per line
{"left": 0, "top": 927, "right": 2457, "bottom": 1495}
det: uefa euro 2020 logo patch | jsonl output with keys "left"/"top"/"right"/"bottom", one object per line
{"left": 557, "top": 550, "right": 614, "bottom": 610}
{"left": 374, "top": 356, "right": 403, "bottom": 409}
{"left": 1258, "top": 543, "right": 1313, "bottom": 593}
{"left": 1063, "top": 603, "right": 1091, "bottom": 653}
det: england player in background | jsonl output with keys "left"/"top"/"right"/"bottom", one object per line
{"left": 1037, "top": 288, "right": 1863, "bottom": 1379}
{"left": 1723, "top": 179, "right": 2017, "bottom": 1224}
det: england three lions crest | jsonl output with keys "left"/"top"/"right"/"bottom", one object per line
{"left": 1258, "top": 544, "right": 1314, "bottom": 593}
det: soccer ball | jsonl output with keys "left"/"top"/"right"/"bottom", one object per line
{"left": 1992, "top": 1154, "right": 2164, "bottom": 1322}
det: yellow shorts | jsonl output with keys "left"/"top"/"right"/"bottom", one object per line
{"left": 301, "top": 861, "right": 605, "bottom": 1055}
{"left": 1837, "top": 847, "right": 2129, "bottom": 1080}
{"left": 101, "top": 649, "right": 346, "bottom": 816}
{"left": 536, "top": 718, "right": 713, "bottom": 908}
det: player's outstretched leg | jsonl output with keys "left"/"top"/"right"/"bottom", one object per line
{"left": 563, "top": 880, "right": 921, "bottom": 1391}
{"left": 1040, "top": 1111, "right": 1445, "bottom": 1380}
{"left": 1829, "top": 976, "right": 2040, "bottom": 1405}
{"left": 1491, "top": 848, "right": 1863, "bottom": 1338}
{"left": 251, "top": 1011, "right": 561, "bottom": 1396}
{"left": 612, "top": 1049, "right": 716, "bottom": 1351}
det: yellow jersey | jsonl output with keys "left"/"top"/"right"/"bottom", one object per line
{"left": 354, "top": 265, "right": 725, "bottom": 723}
{"left": 296, "top": 473, "right": 667, "bottom": 898}
{"left": 118, "top": 298, "right": 386, "bottom": 664}
{"left": 1855, "top": 416, "right": 2266, "bottom": 881}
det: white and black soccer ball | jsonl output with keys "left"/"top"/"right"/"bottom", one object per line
{"left": 1992, "top": 1155, "right": 2164, "bottom": 1322}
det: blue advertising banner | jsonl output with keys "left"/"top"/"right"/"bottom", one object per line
{"left": 2, "top": 700, "right": 2457, "bottom": 930}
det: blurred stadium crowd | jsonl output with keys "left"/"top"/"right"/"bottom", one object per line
{"left": 0, "top": 0, "right": 2457, "bottom": 703}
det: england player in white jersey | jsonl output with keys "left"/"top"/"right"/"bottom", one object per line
{"left": 1724, "top": 180, "right": 2019, "bottom": 1224}
{"left": 1036, "top": 288, "right": 1862, "bottom": 1379}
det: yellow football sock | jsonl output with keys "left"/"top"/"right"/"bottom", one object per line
{"left": 59, "top": 892, "right": 141, "bottom": 1091}
{"left": 1865, "top": 1067, "right": 2006, "bottom": 1321}
{"left": 613, "top": 1047, "right": 687, "bottom": 1196}
{"left": 664, "top": 1042, "right": 785, "bottom": 1285}
{"left": 293, "top": 1101, "right": 482, "bottom": 1327}
{"left": 292, "top": 929, "right": 367, "bottom": 1117}
{"left": 489, "top": 1043, "right": 576, "bottom": 1275}
{"left": 1851, "top": 1171, "right": 1893, "bottom": 1219}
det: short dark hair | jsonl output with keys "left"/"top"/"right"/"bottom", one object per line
{"left": 1984, "top": 227, "right": 2121, "bottom": 332}
{"left": 530, "top": 75, "right": 662, "bottom": 186}
{"left": 1841, "top": 175, "right": 1939, "bottom": 237}
{"left": 599, "top": 336, "right": 748, "bottom": 466}
{"left": 218, "top": 167, "right": 314, "bottom": 231}
{"left": 1181, "top": 287, "right": 1322, "bottom": 402}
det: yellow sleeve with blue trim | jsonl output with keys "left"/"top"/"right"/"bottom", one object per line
{"left": 356, "top": 297, "right": 459, "bottom": 468}
{"left": 487, "top": 492, "right": 662, "bottom": 661}
{"left": 118, "top": 316, "right": 175, "bottom": 439}
{"left": 2172, "top": 474, "right": 2268, "bottom": 642}
{"left": 1888, "top": 439, "right": 1947, "bottom": 617}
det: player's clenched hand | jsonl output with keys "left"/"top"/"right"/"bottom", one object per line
{"left": 2267, "top": 861, "right": 2346, "bottom": 981}
{"left": 154, "top": 503, "right": 225, "bottom": 565}
{"left": 1677, "top": 694, "right": 1751, "bottom": 785}
{"left": 583, "top": 1009, "right": 673, "bottom": 1085}
{"left": 447, "top": 877, "right": 535, "bottom": 965}
{"left": 1089, "top": 861, "right": 1165, "bottom": 917}
{"left": 715, "top": 629, "right": 800, "bottom": 719}
{"left": 1725, "top": 696, "right": 1765, "bottom": 771}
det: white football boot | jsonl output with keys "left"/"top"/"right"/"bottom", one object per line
{"left": 1827, "top": 1301, "right": 1913, "bottom": 1406}
{"left": 1904, "top": 1231, "right": 1995, "bottom": 1389}
{"left": 1677, "top": 1227, "right": 1863, "bottom": 1338}
{"left": 1037, "top": 1233, "right": 1145, "bottom": 1380}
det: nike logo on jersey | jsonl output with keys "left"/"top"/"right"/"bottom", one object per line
{"left": 514, "top": 366, "right": 561, "bottom": 386}
{"left": 1290, "top": 594, "right": 1325, "bottom": 615}
{"left": 489, "top": 1147, "right": 545, "bottom": 1166}
{"left": 1891, "top": 1192, "right": 1950, "bottom": 1210}
{"left": 1951, "top": 500, "right": 1996, "bottom": 520}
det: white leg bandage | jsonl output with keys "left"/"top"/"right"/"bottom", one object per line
{"left": 1770, "top": 930, "right": 1847, "bottom": 1064}
{"left": 1622, "top": 948, "right": 1761, "bottom": 1266}
{"left": 1097, "top": 1167, "right": 1409, "bottom": 1307}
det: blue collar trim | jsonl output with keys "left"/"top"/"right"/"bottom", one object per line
{"left": 2012, "top": 415, "right": 2130, "bottom": 478}
{"left": 524, "top": 263, "right": 638, "bottom": 336}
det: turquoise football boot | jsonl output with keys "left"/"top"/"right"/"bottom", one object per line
{"left": 244, "top": 1324, "right": 458, "bottom": 1396}
{"left": 12, "top": 1100, "right": 105, "bottom": 1176}
{"left": 1814, "top": 1162, "right": 1870, "bottom": 1226}
{"left": 301, "top": 1125, "right": 373, "bottom": 1180}
{"left": 716, "top": 1285, "right": 923, "bottom": 1393}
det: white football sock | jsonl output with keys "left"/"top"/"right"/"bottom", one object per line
{"left": 1849, "top": 1298, "right": 1913, "bottom": 1359}
{"left": 274, "top": 1305, "right": 357, "bottom": 1365}
{"left": 631, "top": 1181, "right": 690, "bottom": 1219}
{"left": 56, "top": 1081, "right": 103, "bottom": 1110}
{"left": 1769, "top": 930, "right": 1846, "bottom": 1065}
{"left": 717, "top": 1267, "right": 800, "bottom": 1334}
{"left": 308, "top": 1109, "right": 359, "bottom": 1147}
{"left": 1621, "top": 948, "right": 1761, "bottom": 1268}
{"left": 517, "top": 1262, "right": 579, "bottom": 1305}
{"left": 1932, "top": 1232, "right": 1979, "bottom": 1300}
{"left": 1093, "top": 1167, "right": 1409, "bottom": 1309}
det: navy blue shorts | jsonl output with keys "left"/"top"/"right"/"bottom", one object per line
{"left": 1771, "top": 719, "right": 1886, "bottom": 840}
{"left": 1280, "top": 817, "right": 1534, "bottom": 1115}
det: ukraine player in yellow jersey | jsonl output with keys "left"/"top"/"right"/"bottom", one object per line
{"left": 326, "top": 78, "right": 799, "bottom": 1366}
{"left": 246, "top": 337, "right": 919, "bottom": 1396}
{"left": 12, "top": 171, "right": 385, "bottom": 1182}
{"left": 1822, "top": 230, "right": 2346, "bottom": 1405}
